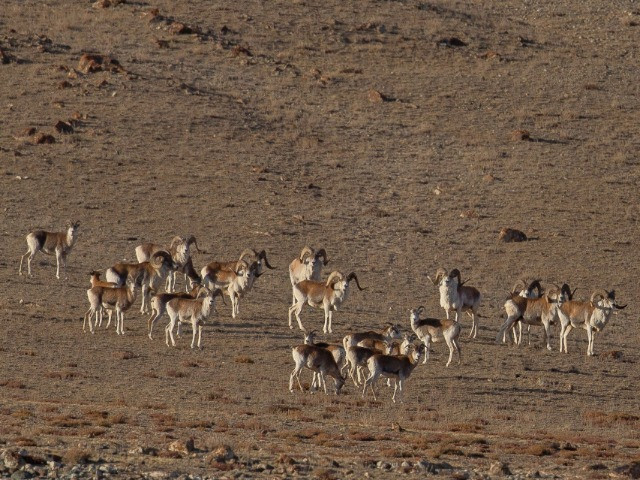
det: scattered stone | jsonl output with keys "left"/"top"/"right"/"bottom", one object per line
{"left": 168, "top": 22, "right": 194, "bottom": 35}
{"left": 144, "top": 471, "right": 171, "bottom": 480}
{"left": 499, "top": 227, "right": 527, "bottom": 242}
{"left": 478, "top": 50, "right": 501, "bottom": 59}
{"left": 168, "top": 439, "right": 194, "bottom": 456}
{"left": 376, "top": 461, "right": 391, "bottom": 470}
{"left": 438, "top": 37, "right": 467, "bottom": 47}
{"left": 614, "top": 461, "right": 640, "bottom": 478}
{"left": 54, "top": 120, "right": 74, "bottom": 134}
{"left": 368, "top": 89, "right": 390, "bottom": 103}
{"left": 10, "top": 470, "right": 32, "bottom": 480}
{"left": 93, "top": 0, "right": 125, "bottom": 7}
{"left": 58, "top": 80, "right": 72, "bottom": 89}
{"left": 231, "top": 45, "right": 252, "bottom": 57}
{"left": 277, "top": 454, "right": 296, "bottom": 465}
{"left": 77, "top": 53, "right": 125, "bottom": 74}
{"left": 601, "top": 350, "right": 623, "bottom": 360}
{"left": 154, "top": 39, "right": 170, "bottom": 48}
{"left": 209, "top": 445, "right": 236, "bottom": 463}
{"left": 416, "top": 460, "right": 437, "bottom": 473}
{"left": 32, "top": 133, "right": 56, "bottom": 144}
{"left": 511, "top": 129, "right": 531, "bottom": 141}
{"left": 1, "top": 449, "right": 24, "bottom": 472}
{"left": 489, "top": 461, "right": 512, "bottom": 476}
{"left": 0, "top": 47, "right": 15, "bottom": 64}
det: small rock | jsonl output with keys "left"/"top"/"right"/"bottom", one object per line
{"left": 209, "top": 445, "right": 236, "bottom": 463}
{"left": 54, "top": 120, "right": 74, "bottom": 134}
{"left": 168, "top": 439, "right": 195, "bottom": 456}
{"left": 32, "top": 133, "right": 55, "bottom": 144}
{"left": 438, "top": 37, "right": 467, "bottom": 47}
{"left": 168, "top": 22, "right": 193, "bottom": 35}
{"left": 1, "top": 449, "right": 24, "bottom": 472}
{"left": 489, "top": 461, "right": 512, "bottom": 476}
{"left": 511, "top": 129, "right": 531, "bottom": 141}
{"left": 144, "top": 472, "right": 170, "bottom": 480}
{"left": 11, "top": 471, "right": 32, "bottom": 480}
{"left": 368, "top": 89, "right": 389, "bottom": 103}
{"left": 499, "top": 227, "right": 528, "bottom": 242}
{"left": 376, "top": 461, "right": 391, "bottom": 470}
{"left": 14, "top": 127, "right": 37, "bottom": 138}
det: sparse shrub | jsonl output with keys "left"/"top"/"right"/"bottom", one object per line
{"left": 63, "top": 447, "right": 90, "bottom": 464}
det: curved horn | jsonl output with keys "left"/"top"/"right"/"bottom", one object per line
{"left": 315, "top": 248, "right": 329, "bottom": 266}
{"left": 151, "top": 250, "right": 169, "bottom": 266}
{"left": 234, "top": 259, "right": 249, "bottom": 275}
{"left": 430, "top": 267, "right": 448, "bottom": 286}
{"left": 528, "top": 280, "right": 543, "bottom": 297}
{"left": 299, "top": 246, "right": 314, "bottom": 262}
{"left": 238, "top": 248, "right": 257, "bottom": 262}
{"left": 512, "top": 278, "right": 527, "bottom": 294}
{"left": 416, "top": 305, "right": 425, "bottom": 314}
{"left": 346, "top": 272, "right": 364, "bottom": 290}
{"left": 326, "top": 271, "right": 343, "bottom": 287}
{"left": 185, "top": 235, "right": 201, "bottom": 253}
{"left": 590, "top": 290, "right": 607, "bottom": 306}
{"left": 169, "top": 236, "right": 184, "bottom": 248}
{"left": 257, "top": 250, "right": 276, "bottom": 269}
{"left": 90, "top": 270, "right": 101, "bottom": 277}
{"left": 560, "top": 283, "right": 573, "bottom": 300}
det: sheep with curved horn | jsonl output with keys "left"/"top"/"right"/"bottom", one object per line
{"left": 428, "top": 267, "right": 482, "bottom": 338}
{"left": 496, "top": 281, "right": 566, "bottom": 350}
{"left": 106, "top": 251, "right": 176, "bottom": 314}
{"left": 288, "top": 270, "right": 364, "bottom": 333}
{"left": 288, "top": 246, "right": 329, "bottom": 305}
{"left": 558, "top": 289, "right": 626, "bottom": 356}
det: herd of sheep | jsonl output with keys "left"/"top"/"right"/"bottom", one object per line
{"left": 18, "top": 222, "right": 627, "bottom": 402}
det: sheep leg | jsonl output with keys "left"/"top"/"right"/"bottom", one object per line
{"left": 362, "top": 373, "right": 378, "bottom": 400}
{"left": 19, "top": 248, "right": 34, "bottom": 276}
{"left": 421, "top": 335, "right": 432, "bottom": 364}
{"left": 561, "top": 324, "right": 572, "bottom": 353}
{"left": 392, "top": 379, "right": 402, "bottom": 403}
{"left": 165, "top": 316, "right": 177, "bottom": 347}
{"left": 587, "top": 327, "right": 595, "bottom": 356}
{"left": 55, "top": 249, "right": 62, "bottom": 280}
{"left": 496, "top": 316, "right": 517, "bottom": 345}
{"left": 543, "top": 320, "right": 552, "bottom": 351}
{"left": 445, "top": 334, "right": 455, "bottom": 367}
{"left": 323, "top": 305, "right": 332, "bottom": 334}
{"left": 288, "top": 301, "right": 305, "bottom": 331}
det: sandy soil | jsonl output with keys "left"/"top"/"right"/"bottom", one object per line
{"left": 1, "top": 0, "right": 639, "bottom": 478}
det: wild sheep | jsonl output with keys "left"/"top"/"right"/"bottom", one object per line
{"left": 362, "top": 344, "right": 426, "bottom": 403}
{"left": 147, "top": 284, "right": 203, "bottom": 340}
{"left": 289, "top": 246, "right": 328, "bottom": 304}
{"left": 496, "top": 281, "right": 566, "bottom": 350}
{"left": 135, "top": 235, "right": 201, "bottom": 292}
{"left": 105, "top": 251, "right": 176, "bottom": 314}
{"left": 409, "top": 306, "right": 461, "bottom": 366}
{"left": 288, "top": 271, "right": 364, "bottom": 333}
{"left": 165, "top": 288, "right": 224, "bottom": 349}
{"left": 558, "top": 289, "right": 626, "bottom": 356}
{"left": 83, "top": 281, "right": 136, "bottom": 335}
{"left": 289, "top": 344, "right": 345, "bottom": 395}
{"left": 428, "top": 268, "right": 481, "bottom": 338}
{"left": 19, "top": 221, "right": 80, "bottom": 279}
{"left": 303, "top": 330, "right": 346, "bottom": 390}
{"left": 343, "top": 324, "right": 403, "bottom": 351}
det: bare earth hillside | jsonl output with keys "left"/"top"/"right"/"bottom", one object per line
{"left": 1, "top": 0, "right": 639, "bottom": 478}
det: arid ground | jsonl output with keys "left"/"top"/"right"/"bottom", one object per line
{"left": 1, "top": 0, "right": 639, "bottom": 478}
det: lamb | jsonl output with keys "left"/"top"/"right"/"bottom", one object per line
{"left": 165, "top": 288, "right": 224, "bottom": 349}
{"left": 19, "top": 221, "right": 80, "bottom": 279}
{"left": 303, "top": 330, "right": 347, "bottom": 390}
{"left": 362, "top": 344, "right": 426, "bottom": 403}
{"left": 147, "top": 284, "right": 203, "bottom": 340}
{"left": 288, "top": 271, "right": 364, "bottom": 333}
{"left": 288, "top": 246, "right": 328, "bottom": 304}
{"left": 409, "top": 306, "right": 461, "bottom": 366}
{"left": 428, "top": 268, "right": 481, "bottom": 338}
{"left": 289, "top": 344, "right": 345, "bottom": 395}
{"left": 83, "top": 281, "right": 136, "bottom": 335}
{"left": 558, "top": 289, "right": 626, "bottom": 356}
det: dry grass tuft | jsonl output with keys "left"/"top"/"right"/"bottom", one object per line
{"left": 1, "top": 379, "right": 27, "bottom": 389}
{"left": 63, "top": 447, "right": 91, "bottom": 464}
{"left": 113, "top": 350, "right": 138, "bottom": 360}
{"left": 234, "top": 356, "right": 254, "bottom": 364}
{"left": 584, "top": 410, "right": 639, "bottom": 427}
